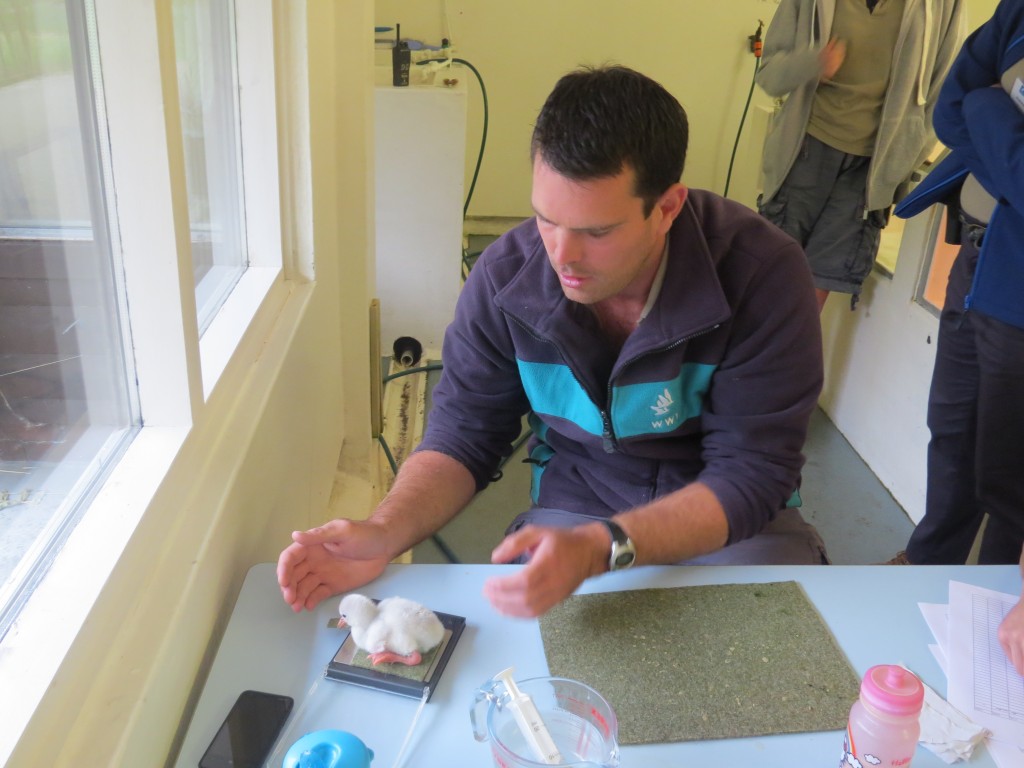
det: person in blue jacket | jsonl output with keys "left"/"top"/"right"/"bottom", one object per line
{"left": 277, "top": 67, "right": 827, "bottom": 619}
{"left": 889, "top": 0, "right": 1024, "bottom": 580}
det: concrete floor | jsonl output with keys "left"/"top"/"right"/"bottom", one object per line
{"left": 412, "top": 406, "right": 916, "bottom": 566}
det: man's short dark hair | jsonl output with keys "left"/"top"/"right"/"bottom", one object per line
{"left": 531, "top": 65, "right": 689, "bottom": 217}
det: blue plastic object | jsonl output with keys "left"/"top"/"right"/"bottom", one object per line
{"left": 404, "top": 40, "right": 443, "bottom": 51}
{"left": 282, "top": 730, "right": 374, "bottom": 768}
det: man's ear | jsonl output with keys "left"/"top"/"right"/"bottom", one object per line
{"left": 656, "top": 184, "right": 688, "bottom": 230}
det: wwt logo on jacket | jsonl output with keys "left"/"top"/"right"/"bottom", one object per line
{"left": 650, "top": 388, "right": 677, "bottom": 429}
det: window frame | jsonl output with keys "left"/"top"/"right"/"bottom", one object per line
{"left": 914, "top": 205, "right": 959, "bottom": 319}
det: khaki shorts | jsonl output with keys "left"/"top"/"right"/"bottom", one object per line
{"left": 759, "top": 134, "right": 887, "bottom": 295}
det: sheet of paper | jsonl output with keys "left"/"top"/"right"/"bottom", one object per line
{"left": 947, "top": 581, "right": 1024, "bottom": 746}
{"left": 988, "top": 738, "right": 1024, "bottom": 768}
{"left": 929, "top": 643, "right": 948, "bottom": 676}
{"left": 919, "top": 602, "right": 949, "bottom": 652}
{"left": 919, "top": 601, "right": 950, "bottom": 675}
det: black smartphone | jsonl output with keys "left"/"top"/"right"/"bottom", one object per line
{"left": 198, "top": 689, "right": 294, "bottom": 768}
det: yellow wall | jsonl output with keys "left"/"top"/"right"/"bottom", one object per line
{"left": 377, "top": 0, "right": 1003, "bottom": 218}
{"left": 376, "top": 0, "right": 808, "bottom": 215}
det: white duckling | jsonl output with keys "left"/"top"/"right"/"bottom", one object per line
{"left": 337, "top": 594, "right": 445, "bottom": 666}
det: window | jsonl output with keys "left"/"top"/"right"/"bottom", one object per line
{"left": 172, "top": 0, "right": 248, "bottom": 333}
{"left": 0, "top": 0, "right": 279, "bottom": 639}
{"left": 0, "top": 0, "right": 292, "bottom": 760}
{"left": 911, "top": 148, "right": 959, "bottom": 317}
{"left": 0, "top": 0, "right": 138, "bottom": 634}
{"left": 916, "top": 206, "right": 960, "bottom": 317}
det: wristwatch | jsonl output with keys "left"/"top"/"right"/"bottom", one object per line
{"left": 603, "top": 519, "right": 636, "bottom": 571}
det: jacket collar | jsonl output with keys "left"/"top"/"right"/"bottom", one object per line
{"left": 493, "top": 194, "right": 731, "bottom": 359}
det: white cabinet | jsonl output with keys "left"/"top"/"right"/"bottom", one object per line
{"left": 374, "top": 74, "right": 467, "bottom": 356}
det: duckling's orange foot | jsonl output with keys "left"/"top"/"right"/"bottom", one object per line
{"left": 369, "top": 650, "right": 422, "bottom": 666}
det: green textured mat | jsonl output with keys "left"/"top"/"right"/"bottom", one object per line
{"left": 539, "top": 581, "right": 860, "bottom": 744}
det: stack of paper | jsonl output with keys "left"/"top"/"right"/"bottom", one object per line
{"left": 919, "top": 581, "right": 1024, "bottom": 766}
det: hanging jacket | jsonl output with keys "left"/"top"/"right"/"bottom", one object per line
{"left": 416, "top": 190, "right": 823, "bottom": 545}
{"left": 757, "top": 0, "right": 965, "bottom": 212}
{"left": 894, "top": 0, "right": 1024, "bottom": 330}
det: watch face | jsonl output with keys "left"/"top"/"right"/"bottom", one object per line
{"left": 605, "top": 520, "right": 635, "bottom": 571}
{"left": 613, "top": 551, "right": 635, "bottom": 568}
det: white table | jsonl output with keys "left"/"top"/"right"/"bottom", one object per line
{"left": 174, "top": 564, "right": 1015, "bottom": 767}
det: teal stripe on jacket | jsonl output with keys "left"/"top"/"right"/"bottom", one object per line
{"left": 517, "top": 359, "right": 714, "bottom": 438}
{"left": 516, "top": 360, "right": 604, "bottom": 435}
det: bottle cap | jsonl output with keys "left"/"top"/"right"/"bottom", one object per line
{"left": 860, "top": 665, "right": 924, "bottom": 716}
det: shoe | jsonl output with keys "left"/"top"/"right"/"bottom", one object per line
{"left": 882, "top": 550, "right": 912, "bottom": 565}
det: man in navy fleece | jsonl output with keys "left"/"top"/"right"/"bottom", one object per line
{"left": 278, "top": 67, "right": 826, "bottom": 619}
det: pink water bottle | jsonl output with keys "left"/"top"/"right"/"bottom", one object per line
{"left": 841, "top": 665, "right": 924, "bottom": 768}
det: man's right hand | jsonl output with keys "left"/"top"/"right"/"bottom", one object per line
{"left": 483, "top": 522, "right": 610, "bottom": 618}
{"left": 276, "top": 519, "right": 393, "bottom": 612}
{"left": 819, "top": 38, "right": 846, "bottom": 80}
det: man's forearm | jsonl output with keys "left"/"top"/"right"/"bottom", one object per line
{"left": 615, "top": 481, "right": 730, "bottom": 565}
{"left": 370, "top": 449, "right": 478, "bottom": 558}
{"left": 1018, "top": 544, "right": 1024, "bottom": 598}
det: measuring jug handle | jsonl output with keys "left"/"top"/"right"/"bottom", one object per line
{"left": 469, "top": 679, "right": 503, "bottom": 742}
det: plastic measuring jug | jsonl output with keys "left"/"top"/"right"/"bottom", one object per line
{"left": 470, "top": 671, "right": 620, "bottom": 768}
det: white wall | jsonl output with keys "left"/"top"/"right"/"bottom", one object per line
{"left": 819, "top": 211, "right": 942, "bottom": 523}
{"left": 6, "top": 0, "right": 375, "bottom": 764}
{"left": 374, "top": 81, "right": 467, "bottom": 354}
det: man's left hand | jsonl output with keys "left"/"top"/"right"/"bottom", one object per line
{"left": 483, "top": 523, "right": 608, "bottom": 617}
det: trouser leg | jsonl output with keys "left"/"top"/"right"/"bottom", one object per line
{"left": 679, "top": 508, "right": 829, "bottom": 565}
{"left": 801, "top": 152, "right": 878, "bottom": 297}
{"left": 759, "top": 135, "right": 878, "bottom": 297}
{"left": 979, "top": 514, "right": 1024, "bottom": 563}
{"left": 906, "top": 243, "right": 983, "bottom": 564}
{"left": 758, "top": 135, "right": 836, "bottom": 247}
{"left": 973, "top": 309, "right": 1024, "bottom": 564}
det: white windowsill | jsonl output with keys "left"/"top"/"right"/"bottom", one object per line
{"left": 200, "top": 265, "right": 284, "bottom": 401}
{"left": 0, "top": 263, "right": 291, "bottom": 764}
{"left": 0, "top": 425, "right": 188, "bottom": 765}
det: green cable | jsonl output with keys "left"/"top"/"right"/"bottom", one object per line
{"left": 723, "top": 55, "right": 761, "bottom": 200}
{"left": 382, "top": 362, "right": 444, "bottom": 384}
